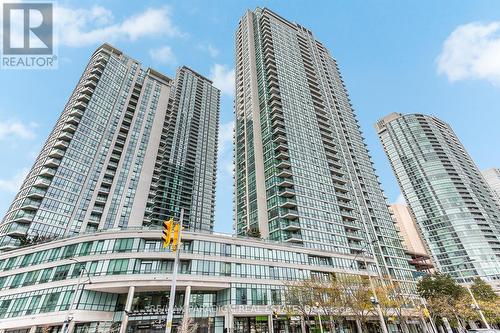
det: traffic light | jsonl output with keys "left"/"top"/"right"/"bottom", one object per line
{"left": 171, "top": 223, "right": 181, "bottom": 252}
{"left": 162, "top": 218, "right": 174, "bottom": 248}
{"left": 272, "top": 310, "right": 278, "bottom": 319}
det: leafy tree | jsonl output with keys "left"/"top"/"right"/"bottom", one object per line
{"left": 417, "top": 273, "right": 464, "bottom": 300}
{"left": 470, "top": 278, "right": 497, "bottom": 302}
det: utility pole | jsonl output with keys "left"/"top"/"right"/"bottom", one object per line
{"left": 62, "top": 258, "right": 90, "bottom": 333}
{"left": 457, "top": 268, "right": 490, "bottom": 329}
{"left": 165, "top": 208, "right": 184, "bottom": 333}
{"left": 350, "top": 241, "right": 389, "bottom": 333}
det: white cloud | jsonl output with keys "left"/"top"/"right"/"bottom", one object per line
{"left": 0, "top": 168, "right": 28, "bottom": 193}
{"left": 53, "top": 5, "right": 182, "bottom": 47}
{"left": 150, "top": 46, "right": 177, "bottom": 66}
{"left": 198, "top": 42, "right": 219, "bottom": 58}
{"left": 0, "top": 120, "right": 36, "bottom": 140}
{"left": 210, "top": 64, "right": 235, "bottom": 97}
{"left": 437, "top": 21, "right": 500, "bottom": 85}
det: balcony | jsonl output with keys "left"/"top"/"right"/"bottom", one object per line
{"left": 45, "top": 158, "right": 60, "bottom": 168}
{"left": 276, "top": 151, "right": 289, "bottom": 160}
{"left": 27, "top": 187, "right": 46, "bottom": 199}
{"left": 284, "top": 233, "right": 303, "bottom": 243}
{"left": 270, "top": 110, "right": 284, "bottom": 122}
{"left": 273, "top": 127, "right": 286, "bottom": 136}
{"left": 12, "top": 211, "right": 36, "bottom": 223}
{"left": 345, "top": 230, "right": 363, "bottom": 240}
{"left": 273, "top": 134, "right": 287, "bottom": 144}
{"left": 69, "top": 108, "right": 84, "bottom": 117}
{"left": 54, "top": 140, "right": 69, "bottom": 149}
{"left": 20, "top": 198, "right": 41, "bottom": 210}
{"left": 62, "top": 124, "right": 77, "bottom": 134}
{"left": 95, "top": 195, "right": 108, "bottom": 204}
{"left": 102, "top": 177, "right": 114, "bottom": 185}
{"left": 74, "top": 101, "right": 87, "bottom": 110}
{"left": 280, "top": 198, "right": 297, "bottom": 209}
{"left": 271, "top": 119, "right": 285, "bottom": 129}
{"left": 278, "top": 178, "right": 294, "bottom": 188}
{"left": 277, "top": 168, "right": 292, "bottom": 178}
{"left": 40, "top": 167, "right": 56, "bottom": 177}
{"left": 282, "top": 209, "right": 299, "bottom": 220}
{"left": 276, "top": 160, "right": 291, "bottom": 169}
{"left": 283, "top": 220, "right": 301, "bottom": 231}
{"left": 66, "top": 116, "right": 80, "bottom": 126}
{"left": 7, "top": 228, "right": 28, "bottom": 238}
{"left": 81, "top": 86, "right": 94, "bottom": 96}
{"left": 77, "top": 93, "right": 90, "bottom": 103}
{"left": 49, "top": 148, "right": 65, "bottom": 159}
{"left": 58, "top": 132, "right": 73, "bottom": 141}
{"left": 274, "top": 143, "right": 288, "bottom": 152}
{"left": 34, "top": 177, "right": 51, "bottom": 188}
{"left": 278, "top": 188, "right": 295, "bottom": 198}
{"left": 343, "top": 220, "right": 362, "bottom": 230}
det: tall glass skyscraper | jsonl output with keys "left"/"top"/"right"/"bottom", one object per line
{"left": 234, "top": 8, "right": 414, "bottom": 288}
{"left": 376, "top": 113, "right": 500, "bottom": 284}
{"left": 0, "top": 44, "right": 220, "bottom": 249}
{"left": 482, "top": 168, "right": 500, "bottom": 205}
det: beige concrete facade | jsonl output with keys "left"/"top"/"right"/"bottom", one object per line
{"left": 389, "top": 204, "right": 434, "bottom": 272}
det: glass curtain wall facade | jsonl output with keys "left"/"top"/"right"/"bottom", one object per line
{"left": 482, "top": 168, "right": 500, "bottom": 205}
{"left": 149, "top": 67, "right": 220, "bottom": 232}
{"left": 0, "top": 45, "right": 220, "bottom": 249}
{"left": 234, "top": 8, "right": 415, "bottom": 289}
{"left": 376, "top": 113, "right": 500, "bottom": 283}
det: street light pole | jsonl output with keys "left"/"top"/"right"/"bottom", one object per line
{"left": 365, "top": 257, "right": 389, "bottom": 333}
{"left": 457, "top": 269, "right": 490, "bottom": 329}
{"left": 165, "top": 208, "right": 184, "bottom": 333}
{"left": 62, "top": 258, "right": 91, "bottom": 333}
{"left": 350, "top": 241, "right": 389, "bottom": 333}
{"left": 314, "top": 302, "right": 324, "bottom": 333}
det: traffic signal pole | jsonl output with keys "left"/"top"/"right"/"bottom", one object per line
{"left": 165, "top": 208, "right": 184, "bottom": 333}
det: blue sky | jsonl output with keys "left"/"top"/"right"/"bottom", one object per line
{"left": 0, "top": 0, "right": 499, "bottom": 234}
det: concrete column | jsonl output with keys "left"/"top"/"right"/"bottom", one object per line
{"left": 29, "top": 327, "right": 37, "bottom": 333}
{"left": 269, "top": 314, "right": 274, "bottom": 333}
{"left": 442, "top": 318, "right": 453, "bottom": 333}
{"left": 469, "top": 321, "right": 478, "bottom": 329}
{"left": 301, "top": 318, "right": 307, "bottom": 333}
{"left": 183, "top": 285, "right": 191, "bottom": 317}
{"left": 119, "top": 286, "right": 135, "bottom": 333}
{"left": 67, "top": 321, "right": 76, "bottom": 333}
{"left": 224, "top": 306, "right": 234, "bottom": 333}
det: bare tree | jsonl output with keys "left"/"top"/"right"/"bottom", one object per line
{"left": 178, "top": 315, "right": 198, "bottom": 333}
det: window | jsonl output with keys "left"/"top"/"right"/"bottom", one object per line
{"left": 39, "top": 268, "right": 53, "bottom": 283}
{"left": 62, "top": 245, "right": 77, "bottom": 259}
{"left": 10, "top": 274, "right": 24, "bottom": 289}
{"left": 25, "top": 295, "right": 41, "bottom": 315}
{"left": 10, "top": 297, "right": 28, "bottom": 317}
{"left": 107, "top": 259, "right": 129, "bottom": 275}
{"left": 22, "top": 270, "right": 40, "bottom": 286}
{"left": 235, "top": 288, "right": 247, "bottom": 305}
{"left": 71, "top": 263, "right": 85, "bottom": 278}
{"left": 113, "top": 239, "right": 133, "bottom": 252}
{"left": 3, "top": 257, "right": 16, "bottom": 271}
{"left": 53, "top": 265, "right": 70, "bottom": 281}
{"left": 49, "top": 248, "right": 61, "bottom": 261}
{"left": 79, "top": 242, "right": 92, "bottom": 256}
{"left": 40, "top": 292, "right": 61, "bottom": 313}
{"left": 0, "top": 299, "right": 12, "bottom": 318}
{"left": 19, "top": 254, "right": 33, "bottom": 268}
{"left": 59, "top": 290, "right": 74, "bottom": 311}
